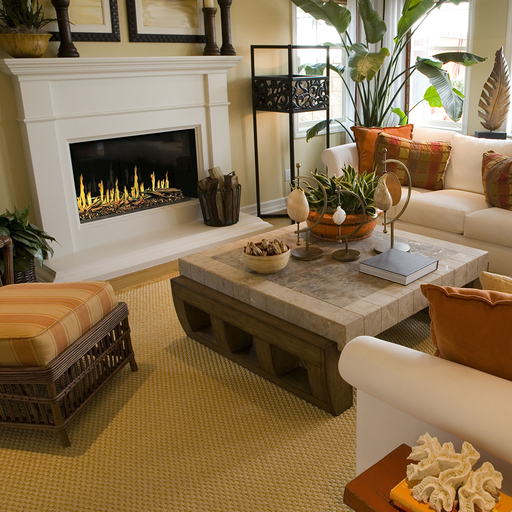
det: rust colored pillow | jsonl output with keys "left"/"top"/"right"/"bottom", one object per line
{"left": 351, "top": 124, "right": 414, "bottom": 174}
{"left": 374, "top": 133, "right": 452, "bottom": 190}
{"left": 482, "top": 150, "right": 512, "bottom": 210}
{"left": 421, "top": 283, "right": 512, "bottom": 381}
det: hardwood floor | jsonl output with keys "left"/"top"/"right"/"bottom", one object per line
{"left": 108, "top": 216, "right": 292, "bottom": 291}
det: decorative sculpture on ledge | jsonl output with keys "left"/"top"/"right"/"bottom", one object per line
{"left": 218, "top": 0, "right": 236, "bottom": 55}
{"left": 50, "top": 0, "right": 79, "bottom": 57}
{"left": 202, "top": 6, "right": 220, "bottom": 56}
{"left": 286, "top": 165, "right": 327, "bottom": 261}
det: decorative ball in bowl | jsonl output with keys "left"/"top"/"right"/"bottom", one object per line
{"left": 243, "top": 239, "right": 291, "bottom": 274}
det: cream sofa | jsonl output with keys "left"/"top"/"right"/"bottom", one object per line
{"left": 338, "top": 335, "right": 512, "bottom": 494}
{"left": 322, "top": 127, "right": 512, "bottom": 275}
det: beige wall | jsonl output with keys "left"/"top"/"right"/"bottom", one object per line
{"left": 0, "top": 0, "right": 509, "bottom": 220}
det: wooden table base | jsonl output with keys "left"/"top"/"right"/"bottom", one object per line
{"left": 171, "top": 276, "right": 352, "bottom": 415}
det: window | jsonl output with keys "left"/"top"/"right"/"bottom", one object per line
{"left": 294, "top": 3, "right": 347, "bottom": 137}
{"left": 407, "top": 2, "right": 471, "bottom": 130}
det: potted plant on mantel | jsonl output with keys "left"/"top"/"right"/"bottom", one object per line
{"left": 292, "top": 0, "right": 487, "bottom": 140}
{"left": 0, "top": 0, "right": 56, "bottom": 58}
{"left": 303, "top": 166, "right": 378, "bottom": 241}
{"left": 0, "top": 205, "right": 56, "bottom": 284}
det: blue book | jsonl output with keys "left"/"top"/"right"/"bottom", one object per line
{"left": 359, "top": 249, "right": 438, "bottom": 285}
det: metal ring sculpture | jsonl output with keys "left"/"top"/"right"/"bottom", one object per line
{"left": 375, "top": 156, "right": 413, "bottom": 253}
{"left": 332, "top": 187, "right": 367, "bottom": 262}
{"left": 291, "top": 175, "right": 328, "bottom": 261}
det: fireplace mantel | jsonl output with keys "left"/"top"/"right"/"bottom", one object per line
{"left": 1, "top": 56, "right": 270, "bottom": 282}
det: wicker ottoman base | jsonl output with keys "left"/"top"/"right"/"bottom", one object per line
{"left": 0, "top": 302, "right": 137, "bottom": 447}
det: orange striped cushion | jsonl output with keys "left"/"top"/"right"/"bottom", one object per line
{"left": 0, "top": 281, "right": 118, "bottom": 367}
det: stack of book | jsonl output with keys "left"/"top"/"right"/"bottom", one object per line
{"left": 359, "top": 249, "right": 438, "bottom": 285}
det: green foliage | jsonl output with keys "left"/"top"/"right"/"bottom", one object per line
{"left": 301, "top": 166, "right": 378, "bottom": 217}
{"left": 0, "top": 205, "right": 56, "bottom": 275}
{"left": 0, "top": 0, "right": 56, "bottom": 32}
{"left": 293, "top": 0, "right": 486, "bottom": 138}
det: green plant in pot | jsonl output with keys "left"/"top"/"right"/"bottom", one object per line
{"left": 0, "top": 205, "right": 56, "bottom": 283}
{"left": 0, "top": 0, "right": 56, "bottom": 57}
{"left": 302, "top": 166, "right": 378, "bottom": 241}
{"left": 292, "top": 0, "right": 487, "bottom": 140}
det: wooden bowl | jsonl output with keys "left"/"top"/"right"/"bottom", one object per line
{"left": 243, "top": 243, "right": 291, "bottom": 274}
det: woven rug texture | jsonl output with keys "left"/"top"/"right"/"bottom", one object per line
{"left": 0, "top": 273, "right": 434, "bottom": 512}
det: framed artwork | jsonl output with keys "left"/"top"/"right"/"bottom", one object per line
{"left": 126, "top": 0, "right": 206, "bottom": 43}
{"left": 41, "top": 0, "right": 120, "bottom": 42}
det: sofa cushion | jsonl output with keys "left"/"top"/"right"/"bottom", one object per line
{"left": 350, "top": 124, "right": 413, "bottom": 174}
{"left": 399, "top": 189, "right": 489, "bottom": 234}
{"left": 421, "top": 283, "right": 512, "bottom": 381}
{"left": 482, "top": 151, "right": 512, "bottom": 210}
{"left": 480, "top": 271, "right": 512, "bottom": 293}
{"left": 445, "top": 133, "right": 512, "bottom": 194}
{"left": 374, "top": 133, "right": 451, "bottom": 190}
{"left": 464, "top": 207, "right": 512, "bottom": 247}
{"left": 0, "top": 281, "right": 118, "bottom": 367}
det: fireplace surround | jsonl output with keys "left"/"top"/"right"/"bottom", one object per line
{"left": 1, "top": 56, "right": 270, "bottom": 281}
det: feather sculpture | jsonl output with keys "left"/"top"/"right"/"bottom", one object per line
{"left": 478, "top": 47, "right": 511, "bottom": 131}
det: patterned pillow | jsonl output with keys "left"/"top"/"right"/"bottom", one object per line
{"left": 374, "top": 133, "right": 452, "bottom": 190}
{"left": 350, "top": 124, "right": 414, "bottom": 175}
{"left": 482, "top": 151, "right": 512, "bottom": 210}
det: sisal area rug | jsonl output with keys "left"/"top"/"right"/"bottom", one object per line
{"left": 0, "top": 274, "right": 434, "bottom": 512}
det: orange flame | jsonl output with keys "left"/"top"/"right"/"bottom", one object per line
{"left": 151, "top": 172, "right": 155, "bottom": 191}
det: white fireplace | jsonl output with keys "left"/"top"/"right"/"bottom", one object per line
{"left": 1, "top": 56, "right": 270, "bottom": 282}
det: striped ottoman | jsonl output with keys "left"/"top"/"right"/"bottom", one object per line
{"left": 0, "top": 281, "right": 137, "bottom": 447}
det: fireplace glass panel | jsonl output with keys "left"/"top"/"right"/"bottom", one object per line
{"left": 70, "top": 129, "right": 198, "bottom": 223}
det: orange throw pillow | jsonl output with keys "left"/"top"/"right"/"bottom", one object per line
{"left": 351, "top": 124, "right": 414, "bottom": 174}
{"left": 421, "top": 283, "right": 512, "bottom": 381}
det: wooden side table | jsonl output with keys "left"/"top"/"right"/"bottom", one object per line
{"left": 344, "top": 444, "right": 411, "bottom": 512}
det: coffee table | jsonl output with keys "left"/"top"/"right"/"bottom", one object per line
{"left": 171, "top": 224, "right": 488, "bottom": 415}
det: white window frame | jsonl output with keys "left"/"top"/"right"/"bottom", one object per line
{"left": 292, "top": 4, "right": 348, "bottom": 139}
{"left": 407, "top": 0, "right": 475, "bottom": 134}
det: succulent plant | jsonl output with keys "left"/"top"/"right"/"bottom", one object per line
{"left": 301, "top": 166, "right": 378, "bottom": 217}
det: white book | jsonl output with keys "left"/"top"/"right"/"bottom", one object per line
{"left": 359, "top": 249, "right": 438, "bottom": 285}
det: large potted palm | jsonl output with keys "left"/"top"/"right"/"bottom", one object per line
{"left": 292, "top": 0, "right": 487, "bottom": 140}
{"left": 0, "top": 205, "right": 56, "bottom": 283}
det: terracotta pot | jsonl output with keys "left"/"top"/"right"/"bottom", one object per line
{"left": 0, "top": 33, "right": 51, "bottom": 58}
{"left": 306, "top": 211, "right": 378, "bottom": 241}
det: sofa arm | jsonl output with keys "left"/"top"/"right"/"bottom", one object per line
{"left": 322, "top": 143, "right": 359, "bottom": 176}
{"left": 339, "top": 336, "right": 512, "bottom": 466}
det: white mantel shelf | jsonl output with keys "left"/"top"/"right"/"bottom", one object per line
{"left": 0, "top": 56, "right": 243, "bottom": 80}
{"left": 2, "top": 55, "right": 270, "bottom": 282}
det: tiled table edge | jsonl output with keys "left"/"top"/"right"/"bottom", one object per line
{"left": 178, "top": 224, "right": 489, "bottom": 350}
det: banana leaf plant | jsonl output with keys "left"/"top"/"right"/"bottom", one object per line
{"left": 0, "top": 205, "right": 56, "bottom": 275}
{"left": 292, "top": 0, "right": 487, "bottom": 141}
{"left": 302, "top": 166, "right": 378, "bottom": 216}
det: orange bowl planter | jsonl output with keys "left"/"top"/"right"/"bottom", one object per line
{"left": 306, "top": 211, "right": 378, "bottom": 241}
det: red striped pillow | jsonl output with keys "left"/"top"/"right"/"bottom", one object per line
{"left": 374, "top": 133, "right": 452, "bottom": 190}
{"left": 482, "top": 151, "right": 512, "bottom": 210}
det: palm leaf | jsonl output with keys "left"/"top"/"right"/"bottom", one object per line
{"left": 358, "top": 0, "right": 387, "bottom": 44}
{"left": 291, "top": 0, "right": 351, "bottom": 35}
{"left": 349, "top": 44, "right": 389, "bottom": 82}
{"left": 478, "top": 46, "right": 511, "bottom": 131}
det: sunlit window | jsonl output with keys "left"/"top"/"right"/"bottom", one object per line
{"left": 294, "top": 5, "right": 346, "bottom": 136}
{"left": 408, "top": 2, "right": 470, "bottom": 129}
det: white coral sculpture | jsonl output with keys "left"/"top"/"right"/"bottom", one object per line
{"left": 406, "top": 433, "right": 502, "bottom": 512}
{"left": 458, "top": 462, "right": 503, "bottom": 512}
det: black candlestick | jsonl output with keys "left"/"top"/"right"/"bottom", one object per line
{"left": 51, "top": 0, "right": 79, "bottom": 57}
{"left": 202, "top": 7, "right": 220, "bottom": 56}
{"left": 218, "top": 0, "right": 236, "bottom": 56}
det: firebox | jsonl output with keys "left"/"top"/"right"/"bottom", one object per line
{"left": 70, "top": 129, "right": 198, "bottom": 223}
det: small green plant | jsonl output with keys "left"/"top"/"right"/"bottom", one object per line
{"left": 0, "top": 0, "right": 56, "bottom": 33}
{"left": 302, "top": 166, "right": 378, "bottom": 217}
{"left": 0, "top": 205, "right": 56, "bottom": 274}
